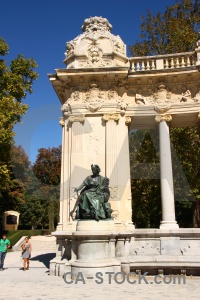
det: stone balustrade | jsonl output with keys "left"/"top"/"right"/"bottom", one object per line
{"left": 130, "top": 51, "right": 196, "bottom": 71}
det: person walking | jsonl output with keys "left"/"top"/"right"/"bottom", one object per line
{"left": 21, "top": 237, "right": 32, "bottom": 271}
{"left": 0, "top": 234, "right": 11, "bottom": 271}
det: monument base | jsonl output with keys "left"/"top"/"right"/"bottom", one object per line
{"left": 50, "top": 224, "right": 200, "bottom": 278}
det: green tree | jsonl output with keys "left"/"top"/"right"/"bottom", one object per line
{"left": 0, "top": 145, "right": 31, "bottom": 223}
{"left": 129, "top": 0, "right": 200, "bottom": 227}
{"left": 0, "top": 37, "right": 38, "bottom": 211}
{"left": 19, "top": 172, "right": 49, "bottom": 230}
{"left": 32, "top": 146, "right": 61, "bottom": 232}
{"left": 130, "top": 129, "right": 161, "bottom": 228}
{"left": 130, "top": 0, "right": 200, "bottom": 56}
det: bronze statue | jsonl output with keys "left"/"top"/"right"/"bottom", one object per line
{"left": 74, "top": 164, "right": 112, "bottom": 221}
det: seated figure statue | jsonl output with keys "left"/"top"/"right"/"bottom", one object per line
{"left": 74, "top": 164, "right": 112, "bottom": 221}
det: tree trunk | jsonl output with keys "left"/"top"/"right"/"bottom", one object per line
{"left": 48, "top": 200, "right": 55, "bottom": 232}
{"left": 193, "top": 200, "right": 200, "bottom": 227}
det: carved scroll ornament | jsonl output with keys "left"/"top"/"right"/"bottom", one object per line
{"left": 102, "top": 113, "right": 120, "bottom": 122}
{"left": 155, "top": 114, "right": 172, "bottom": 123}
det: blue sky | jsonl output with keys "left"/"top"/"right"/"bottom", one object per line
{"left": 1, "top": 0, "right": 176, "bottom": 164}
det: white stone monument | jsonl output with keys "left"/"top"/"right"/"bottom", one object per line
{"left": 49, "top": 17, "right": 200, "bottom": 277}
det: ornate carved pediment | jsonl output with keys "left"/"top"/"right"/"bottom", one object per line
{"left": 134, "top": 83, "right": 200, "bottom": 106}
{"left": 153, "top": 83, "right": 172, "bottom": 102}
{"left": 65, "top": 83, "right": 126, "bottom": 112}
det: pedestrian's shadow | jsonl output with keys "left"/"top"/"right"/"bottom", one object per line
{"left": 31, "top": 253, "right": 56, "bottom": 268}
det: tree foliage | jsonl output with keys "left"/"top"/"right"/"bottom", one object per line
{"left": 130, "top": 0, "right": 200, "bottom": 56}
{"left": 0, "top": 145, "right": 31, "bottom": 219}
{"left": 130, "top": 129, "right": 161, "bottom": 228}
{"left": 19, "top": 172, "right": 49, "bottom": 230}
{"left": 129, "top": 0, "right": 200, "bottom": 227}
{"left": 32, "top": 146, "right": 61, "bottom": 232}
{"left": 0, "top": 37, "right": 38, "bottom": 208}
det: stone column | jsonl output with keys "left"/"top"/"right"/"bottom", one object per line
{"left": 117, "top": 116, "right": 133, "bottom": 227}
{"left": 62, "top": 118, "right": 72, "bottom": 230}
{"left": 56, "top": 118, "right": 65, "bottom": 231}
{"left": 102, "top": 114, "right": 133, "bottom": 228}
{"left": 103, "top": 114, "right": 121, "bottom": 226}
{"left": 68, "top": 115, "right": 85, "bottom": 226}
{"left": 155, "top": 115, "right": 179, "bottom": 229}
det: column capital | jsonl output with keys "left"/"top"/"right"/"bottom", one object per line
{"left": 102, "top": 113, "right": 120, "bottom": 122}
{"left": 155, "top": 114, "right": 172, "bottom": 123}
{"left": 68, "top": 115, "right": 85, "bottom": 123}
{"left": 125, "top": 116, "right": 131, "bottom": 125}
{"left": 59, "top": 117, "right": 65, "bottom": 127}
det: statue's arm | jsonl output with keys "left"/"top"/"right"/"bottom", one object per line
{"left": 74, "top": 182, "right": 85, "bottom": 193}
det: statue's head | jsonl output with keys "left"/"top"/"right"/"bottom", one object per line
{"left": 91, "top": 164, "right": 101, "bottom": 175}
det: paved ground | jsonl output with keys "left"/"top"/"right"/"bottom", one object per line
{"left": 1, "top": 250, "right": 200, "bottom": 300}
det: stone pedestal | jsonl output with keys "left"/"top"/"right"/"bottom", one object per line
{"left": 68, "top": 220, "right": 120, "bottom": 279}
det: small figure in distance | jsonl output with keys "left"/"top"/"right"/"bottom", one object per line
{"left": 0, "top": 234, "right": 11, "bottom": 271}
{"left": 21, "top": 237, "right": 32, "bottom": 271}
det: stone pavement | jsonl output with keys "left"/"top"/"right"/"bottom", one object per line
{"left": 1, "top": 250, "right": 200, "bottom": 300}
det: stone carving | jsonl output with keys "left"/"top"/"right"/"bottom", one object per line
{"left": 88, "top": 42, "right": 102, "bottom": 65}
{"left": 59, "top": 117, "right": 65, "bottom": 127}
{"left": 117, "top": 97, "right": 127, "bottom": 112}
{"left": 66, "top": 84, "right": 125, "bottom": 111}
{"left": 84, "top": 120, "right": 103, "bottom": 155}
{"left": 135, "top": 93, "right": 151, "bottom": 105}
{"left": 61, "top": 103, "right": 71, "bottom": 115}
{"left": 109, "top": 186, "right": 118, "bottom": 199}
{"left": 154, "top": 104, "right": 171, "bottom": 114}
{"left": 81, "top": 16, "right": 112, "bottom": 34}
{"left": 111, "top": 209, "right": 119, "bottom": 220}
{"left": 194, "top": 90, "right": 200, "bottom": 102}
{"left": 134, "top": 83, "right": 200, "bottom": 105}
{"left": 179, "top": 89, "right": 200, "bottom": 103}
{"left": 83, "top": 83, "right": 104, "bottom": 112}
{"left": 66, "top": 42, "right": 75, "bottom": 56}
{"left": 155, "top": 114, "right": 172, "bottom": 123}
{"left": 125, "top": 116, "right": 131, "bottom": 125}
{"left": 153, "top": 83, "right": 172, "bottom": 102}
{"left": 180, "top": 90, "right": 193, "bottom": 102}
{"left": 64, "top": 16, "right": 126, "bottom": 68}
{"left": 102, "top": 113, "right": 120, "bottom": 122}
{"left": 72, "top": 91, "right": 81, "bottom": 101}
{"left": 68, "top": 115, "right": 85, "bottom": 123}
{"left": 74, "top": 164, "right": 112, "bottom": 221}
{"left": 108, "top": 90, "right": 116, "bottom": 100}
{"left": 114, "top": 36, "right": 125, "bottom": 54}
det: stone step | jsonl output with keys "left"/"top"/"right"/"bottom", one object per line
{"left": 13, "top": 235, "right": 57, "bottom": 251}
{"left": 29, "top": 237, "right": 56, "bottom": 251}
